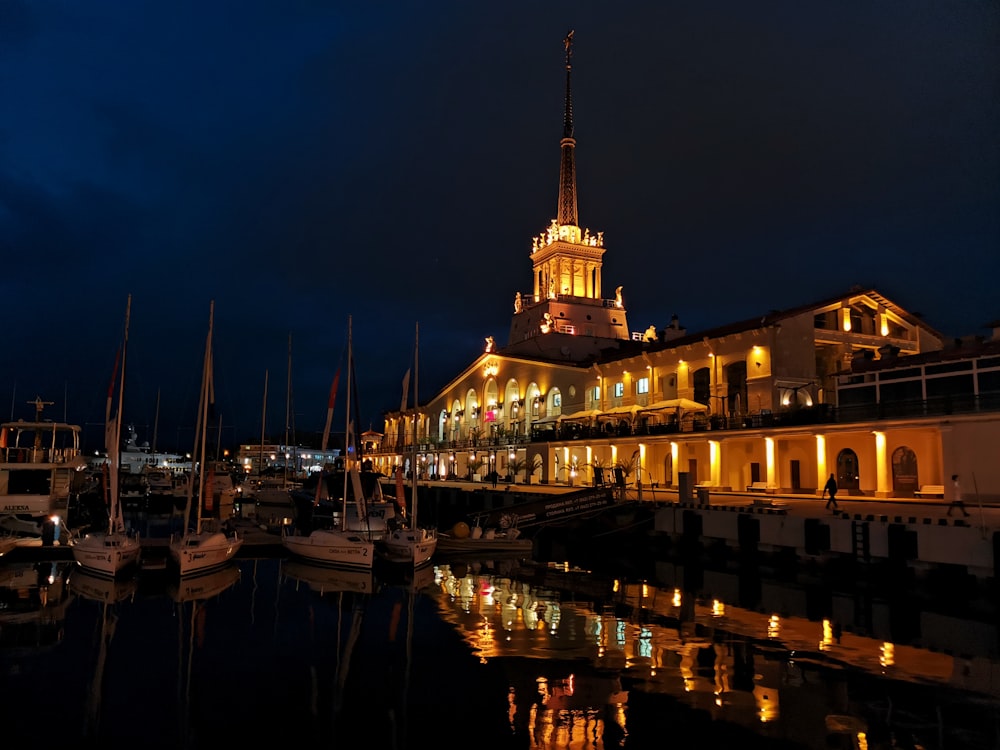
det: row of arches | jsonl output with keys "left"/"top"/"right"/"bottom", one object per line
{"left": 436, "top": 379, "right": 566, "bottom": 443}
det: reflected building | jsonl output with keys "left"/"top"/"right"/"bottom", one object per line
{"left": 429, "top": 560, "right": 1000, "bottom": 748}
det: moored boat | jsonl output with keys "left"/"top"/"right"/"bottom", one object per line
{"left": 0, "top": 397, "right": 88, "bottom": 524}
{"left": 375, "top": 323, "right": 437, "bottom": 568}
{"left": 435, "top": 521, "right": 534, "bottom": 556}
{"left": 70, "top": 295, "right": 143, "bottom": 578}
{"left": 167, "top": 301, "right": 243, "bottom": 576}
{"left": 281, "top": 526, "right": 375, "bottom": 570}
{"left": 281, "top": 316, "right": 375, "bottom": 572}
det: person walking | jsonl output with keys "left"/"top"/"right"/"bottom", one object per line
{"left": 823, "top": 473, "right": 839, "bottom": 511}
{"left": 947, "top": 473, "right": 970, "bottom": 517}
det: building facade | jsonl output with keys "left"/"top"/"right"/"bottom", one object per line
{"left": 370, "top": 35, "right": 1000, "bottom": 504}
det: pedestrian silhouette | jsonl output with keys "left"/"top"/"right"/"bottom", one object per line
{"left": 947, "top": 474, "right": 970, "bottom": 517}
{"left": 823, "top": 473, "right": 839, "bottom": 511}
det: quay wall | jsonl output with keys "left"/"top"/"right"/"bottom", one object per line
{"left": 654, "top": 501, "right": 998, "bottom": 581}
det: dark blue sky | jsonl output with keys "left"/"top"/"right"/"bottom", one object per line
{"left": 3, "top": 2, "right": 998, "bottom": 452}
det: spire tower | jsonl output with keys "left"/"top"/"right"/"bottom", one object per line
{"left": 557, "top": 30, "right": 578, "bottom": 228}
{"left": 504, "top": 31, "right": 630, "bottom": 359}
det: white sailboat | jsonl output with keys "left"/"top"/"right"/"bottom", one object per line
{"left": 282, "top": 316, "right": 375, "bottom": 569}
{"left": 379, "top": 322, "right": 437, "bottom": 567}
{"left": 168, "top": 300, "right": 243, "bottom": 576}
{"left": 70, "top": 295, "right": 142, "bottom": 577}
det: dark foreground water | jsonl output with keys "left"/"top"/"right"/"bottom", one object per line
{"left": 2, "top": 552, "right": 999, "bottom": 750}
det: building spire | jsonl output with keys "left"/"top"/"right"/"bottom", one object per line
{"left": 556, "top": 30, "right": 578, "bottom": 228}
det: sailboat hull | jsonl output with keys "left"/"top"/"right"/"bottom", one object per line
{"left": 378, "top": 528, "right": 437, "bottom": 567}
{"left": 282, "top": 528, "right": 374, "bottom": 569}
{"left": 70, "top": 532, "right": 142, "bottom": 577}
{"left": 168, "top": 532, "right": 243, "bottom": 576}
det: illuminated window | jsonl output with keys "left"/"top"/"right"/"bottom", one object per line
{"left": 614, "top": 382, "right": 624, "bottom": 398}
{"left": 636, "top": 377, "right": 649, "bottom": 395}
{"left": 553, "top": 392, "right": 562, "bottom": 408}
{"left": 592, "top": 385, "right": 600, "bottom": 401}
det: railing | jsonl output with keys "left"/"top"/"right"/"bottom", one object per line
{"left": 373, "top": 391, "right": 1000, "bottom": 455}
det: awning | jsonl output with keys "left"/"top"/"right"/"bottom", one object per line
{"left": 640, "top": 398, "right": 709, "bottom": 413}
{"left": 560, "top": 408, "right": 604, "bottom": 422}
{"left": 599, "top": 404, "right": 644, "bottom": 420}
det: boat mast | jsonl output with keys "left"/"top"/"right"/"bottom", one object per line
{"left": 258, "top": 369, "right": 268, "bottom": 476}
{"left": 110, "top": 294, "right": 131, "bottom": 536}
{"left": 196, "top": 301, "right": 214, "bottom": 535}
{"left": 342, "top": 316, "right": 353, "bottom": 532}
{"left": 284, "top": 333, "right": 292, "bottom": 487}
{"left": 152, "top": 388, "right": 161, "bottom": 453}
{"left": 411, "top": 322, "right": 419, "bottom": 528}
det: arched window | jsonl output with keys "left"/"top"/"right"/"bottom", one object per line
{"left": 504, "top": 378, "right": 521, "bottom": 434}
{"left": 692, "top": 367, "right": 711, "bottom": 406}
{"left": 725, "top": 361, "right": 748, "bottom": 416}
{"left": 548, "top": 387, "right": 562, "bottom": 418}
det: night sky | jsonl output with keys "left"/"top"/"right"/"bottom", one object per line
{"left": 3, "top": 2, "right": 998, "bottom": 453}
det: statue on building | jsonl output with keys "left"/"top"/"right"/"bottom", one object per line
{"left": 484, "top": 336, "right": 496, "bottom": 353}
{"left": 615, "top": 286, "right": 623, "bottom": 307}
{"left": 540, "top": 313, "right": 554, "bottom": 334}
{"left": 514, "top": 292, "right": 523, "bottom": 314}
{"left": 644, "top": 324, "right": 659, "bottom": 342}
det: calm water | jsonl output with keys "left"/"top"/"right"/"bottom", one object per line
{"left": 2, "top": 552, "right": 999, "bottom": 750}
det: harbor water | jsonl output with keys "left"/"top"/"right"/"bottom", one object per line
{"left": 2, "top": 548, "right": 1000, "bottom": 749}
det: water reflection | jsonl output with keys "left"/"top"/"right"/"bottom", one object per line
{"left": 431, "top": 560, "right": 1000, "bottom": 749}
{"left": 1, "top": 555, "right": 998, "bottom": 749}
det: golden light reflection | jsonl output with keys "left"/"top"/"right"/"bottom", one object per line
{"left": 767, "top": 614, "right": 780, "bottom": 639}
{"left": 820, "top": 619, "right": 834, "bottom": 651}
{"left": 757, "top": 686, "right": 779, "bottom": 723}
{"left": 880, "top": 642, "right": 894, "bottom": 668}
{"left": 427, "top": 562, "right": 976, "bottom": 748}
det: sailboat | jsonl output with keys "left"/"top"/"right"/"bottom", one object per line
{"left": 70, "top": 295, "right": 142, "bottom": 577}
{"left": 168, "top": 300, "right": 244, "bottom": 576}
{"left": 246, "top": 335, "right": 298, "bottom": 513}
{"left": 378, "top": 322, "right": 437, "bottom": 567}
{"left": 281, "top": 316, "right": 375, "bottom": 569}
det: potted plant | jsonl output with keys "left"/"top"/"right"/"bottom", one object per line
{"left": 468, "top": 456, "right": 485, "bottom": 481}
{"left": 506, "top": 455, "right": 527, "bottom": 483}
{"left": 526, "top": 455, "right": 543, "bottom": 484}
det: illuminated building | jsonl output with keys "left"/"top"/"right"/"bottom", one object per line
{"left": 372, "top": 34, "right": 1000, "bottom": 504}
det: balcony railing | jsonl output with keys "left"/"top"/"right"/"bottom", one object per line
{"left": 371, "top": 392, "right": 1000, "bottom": 455}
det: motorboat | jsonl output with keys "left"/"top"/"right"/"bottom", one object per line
{"left": 435, "top": 521, "right": 533, "bottom": 556}
{"left": 0, "top": 397, "right": 88, "bottom": 522}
